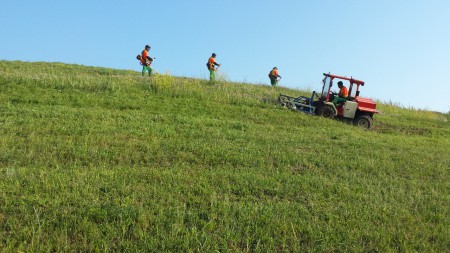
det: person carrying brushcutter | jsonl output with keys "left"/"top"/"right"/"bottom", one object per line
{"left": 332, "top": 81, "right": 349, "bottom": 106}
{"left": 268, "top": 67, "right": 282, "bottom": 86}
{"left": 207, "top": 53, "right": 221, "bottom": 82}
{"left": 140, "top": 45, "right": 154, "bottom": 76}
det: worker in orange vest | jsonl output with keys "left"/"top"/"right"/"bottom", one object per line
{"left": 207, "top": 53, "right": 221, "bottom": 82}
{"left": 333, "top": 81, "right": 349, "bottom": 105}
{"left": 268, "top": 67, "right": 282, "bottom": 86}
{"left": 141, "top": 45, "right": 154, "bottom": 76}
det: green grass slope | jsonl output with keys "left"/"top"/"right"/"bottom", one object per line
{"left": 1, "top": 61, "right": 449, "bottom": 252}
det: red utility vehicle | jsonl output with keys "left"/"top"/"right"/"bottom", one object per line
{"left": 278, "top": 73, "right": 379, "bottom": 128}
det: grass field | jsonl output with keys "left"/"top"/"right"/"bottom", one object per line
{"left": 1, "top": 61, "right": 449, "bottom": 252}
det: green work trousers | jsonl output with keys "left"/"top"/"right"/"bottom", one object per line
{"left": 209, "top": 69, "right": 215, "bottom": 82}
{"left": 333, "top": 96, "right": 347, "bottom": 105}
{"left": 270, "top": 78, "right": 278, "bottom": 86}
{"left": 142, "top": 65, "right": 153, "bottom": 76}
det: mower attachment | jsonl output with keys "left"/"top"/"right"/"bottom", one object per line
{"left": 278, "top": 93, "right": 316, "bottom": 114}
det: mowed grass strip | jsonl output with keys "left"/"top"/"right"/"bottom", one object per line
{"left": 0, "top": 61, "right": 449, "bottom": 252}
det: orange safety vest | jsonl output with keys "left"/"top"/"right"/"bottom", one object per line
{"left": 269, "top": 69, "right": 278, "bottom": 79}
{"left": 141, "top": 50, "right": 150, "bottom": 66}
{"left": 208, "top": 57, "right": 216, "bottom": 70}
{"left": 339, "top": 86, "right": 349, "bottom": 98}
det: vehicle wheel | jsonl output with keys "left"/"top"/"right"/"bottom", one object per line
{"left": 354, "top": 115, "right": 373, "bottom": 129}
{"left": 318, "top": 105, "right": 335, "bottom": 118}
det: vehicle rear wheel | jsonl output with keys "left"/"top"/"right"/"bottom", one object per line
{"left": 354, "top": 114, "right": 373, "bottom": 129}
{"left": 318, "top": 105, "right": 335, "bottom": 118}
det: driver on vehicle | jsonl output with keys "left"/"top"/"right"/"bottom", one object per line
{"left": 333, "top": 81, "right": 348, "bottom": 106}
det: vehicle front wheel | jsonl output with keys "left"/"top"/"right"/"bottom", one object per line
{"left": 354, "top": 114, "right": 373, "bottom": 129}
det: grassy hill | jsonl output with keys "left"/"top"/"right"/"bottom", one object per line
{"left": 1, "top": 61, "right": 449, "bottom": 252}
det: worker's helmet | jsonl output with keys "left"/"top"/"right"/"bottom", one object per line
{"left": 212, "top": 53, "right": 216, "bottom": 57}
{"left": 337, "top": 81, "right": 343, "bottom": 86}
{"left": 145, "top": 45, "right": 151, "bottom": 49}
{"left": 273, "top": 67, "right": 277, "bottom": 70}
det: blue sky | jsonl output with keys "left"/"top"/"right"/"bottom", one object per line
{"left": 1, "top": 0, "right": 449, "bottom": 112}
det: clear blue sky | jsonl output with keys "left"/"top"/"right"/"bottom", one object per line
{"left": 1, "top": 0, "right": 449, "bottom": 112}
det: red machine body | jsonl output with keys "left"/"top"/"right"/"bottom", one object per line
{"left": 318, "top": 73, "right": 379, "bottom": 128}
{"left": 278, "top": 73, "right": 379, "bottom": 128}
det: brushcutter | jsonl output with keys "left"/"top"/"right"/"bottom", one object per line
{"left": 214, "top": 66, "right": 227, "bottom": 82}
{"left": 216, "top": 71, "right": 227, "bottom": 82}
